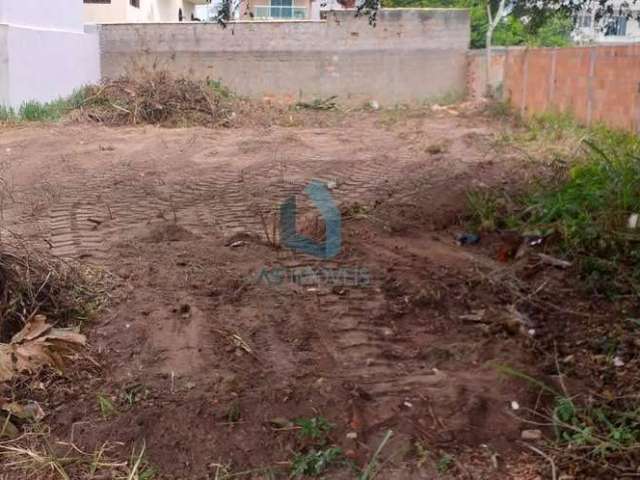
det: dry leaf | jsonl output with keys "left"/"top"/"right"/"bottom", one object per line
{"left": 1, "top": 401, "right": 46, "bottom": 421}
{"left": 0, "top": 315, "right": 86, "bottom": 382}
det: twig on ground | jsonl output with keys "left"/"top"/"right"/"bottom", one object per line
{"left": 520, "top": 442, "right": 557, "bottom": 480}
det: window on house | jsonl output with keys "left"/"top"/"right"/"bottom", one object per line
{"left": 84, "top": 0, "right": 111, "bottom": 4}
{"left": 255, "top": 0, "right": 306, "bottom": 19}
{"left": 130, "top": 0, "right": 140, "bottom": 7}
{"left": 270, "top": 0, "right": 294, "bottom": 18}
{"left": 578, "top": 14, "right": 592, "bottom": 28}
{"left": 606, "top": 16, "right": 628, "bottom": 36}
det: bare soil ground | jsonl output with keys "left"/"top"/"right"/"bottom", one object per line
{"left": 1, "top": 108, "right": 560, "bottom": 478}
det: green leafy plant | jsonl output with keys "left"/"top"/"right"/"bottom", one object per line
{"left": 436, "top": 453, "right": 454, "bottom": 474}
{"left": 207, "top": 79, "right": 234, "bottom": 99}
{"left": 295, "top": 416, "right": 333, "bottom": 441}
{"left": 97, "top": 395, "right": 117, "bottom": 420}
{"left": 291, "top": 447, "right": 343, "bottom": 477}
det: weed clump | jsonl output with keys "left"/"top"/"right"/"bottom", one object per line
{"left": 0, "top": 89, "right": 88, "bottom": 123}
{"left": 471, "top": 113, "right": 640, "bottom": 295}
{"left": 498, "top": 364, "right": 640, "bottom": 477}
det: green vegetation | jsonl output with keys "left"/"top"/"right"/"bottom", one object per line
{"left": 291, "top": 447, "right": 344, "bottom": 477}
{"left": 382, "top": 0, "right": 572, "bottom": 48}
{"left": 552, "top": 397, "right": 640, "bottom": 458}
{"left": 470, "top": 111, "right": 640, "bottom": 296}
{"left": 207, "top": 78, "right": 234, "bottom": 99}
{"left": 498, "top": 364, "right": 640, "bottom": 471}
{"left": 528, "top": 13, "right": 574, "bottom": 47}
{"left": 290, "top": 417, "right": 346, "bottom": 477}
{"left": 97, "top": 394, "right": 117, "bottom": 420}
{"left": 0, "top": 88, "right": 88, "bottom": 122}
{"left": 295, "top": 416, "right": 333, "bottom": 441}
{"left": 436, "top": 453, "right": 454, "bottom": 474}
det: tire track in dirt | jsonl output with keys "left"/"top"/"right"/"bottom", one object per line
{"left": 46, "top": 143, "right": 455, "bottom": 405}
{"left": 41, "top": 147, "right": 420, "bottom": 258}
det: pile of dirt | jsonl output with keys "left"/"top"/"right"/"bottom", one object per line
{"left": 80, "top": 71, "right": 235, "bottom": 127}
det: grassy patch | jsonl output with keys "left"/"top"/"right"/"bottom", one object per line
{"left": 473, "top": 112, "right": 640, "bottom": 295}
{"left": 1, "top": 88, "right": 89, "bottom": 123}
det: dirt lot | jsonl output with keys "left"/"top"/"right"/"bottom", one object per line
{"left": 0, "top": 108, "right": 555, "bottom": 478}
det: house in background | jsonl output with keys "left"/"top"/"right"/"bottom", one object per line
{"left": 574, "top": 1, "right": 640, "bottom": 43}
{"left": 235, "top": 0, "right": 356, "bottom": 21}
{"left": 239, "top": 0, "right": 319, "bottom": 20}
{"left": 84, "top": 0, "right": 211, "bottom": 23}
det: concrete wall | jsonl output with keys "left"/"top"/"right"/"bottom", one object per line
{"left": 0, "top": 0, "right": 101, "bottom": 109}
{"left": 467, "top": 48, "right": 506, "bottom": 99}
{"left": 481, "top": 45, "right": 640, "bottom": 132}
{"left": 98, "top": 9, "right": 470, "bottom": 105}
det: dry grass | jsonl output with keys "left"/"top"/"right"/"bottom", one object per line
{"left": 0, "top": 429, "right": 154, "bottom": 480}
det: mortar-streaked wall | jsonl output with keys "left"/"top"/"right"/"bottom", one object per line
{"left": 473, "top": 45, "right": 640, "bottom": 133}
{"left": 98, "top": 9, "right": 470, "bottom": 105}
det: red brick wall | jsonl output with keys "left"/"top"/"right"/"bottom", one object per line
{"left": 504, "top": 45, "right": 640, "bottom": 132}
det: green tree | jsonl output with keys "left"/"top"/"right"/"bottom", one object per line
{"left": 528, "top": 13, "right": 573, "bottom": 47}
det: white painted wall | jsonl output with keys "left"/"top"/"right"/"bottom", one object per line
{"left": 84, "top": 0, "right": 198, "bottom": 23}
{"left": 0, "top": 0, "right": 100, "bottom": 109}
{"left": 1, "top": 0, "right": 84, "bottom": 32}
{"left": 84, "top": 0, "right": 128, "bottom": 23}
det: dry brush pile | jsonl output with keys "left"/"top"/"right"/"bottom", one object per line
{"left": 69, "top": 70, "right": 352, "bottom": 129}
{"left": 78, "top": 70, "right": 236, "bottom": 127}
